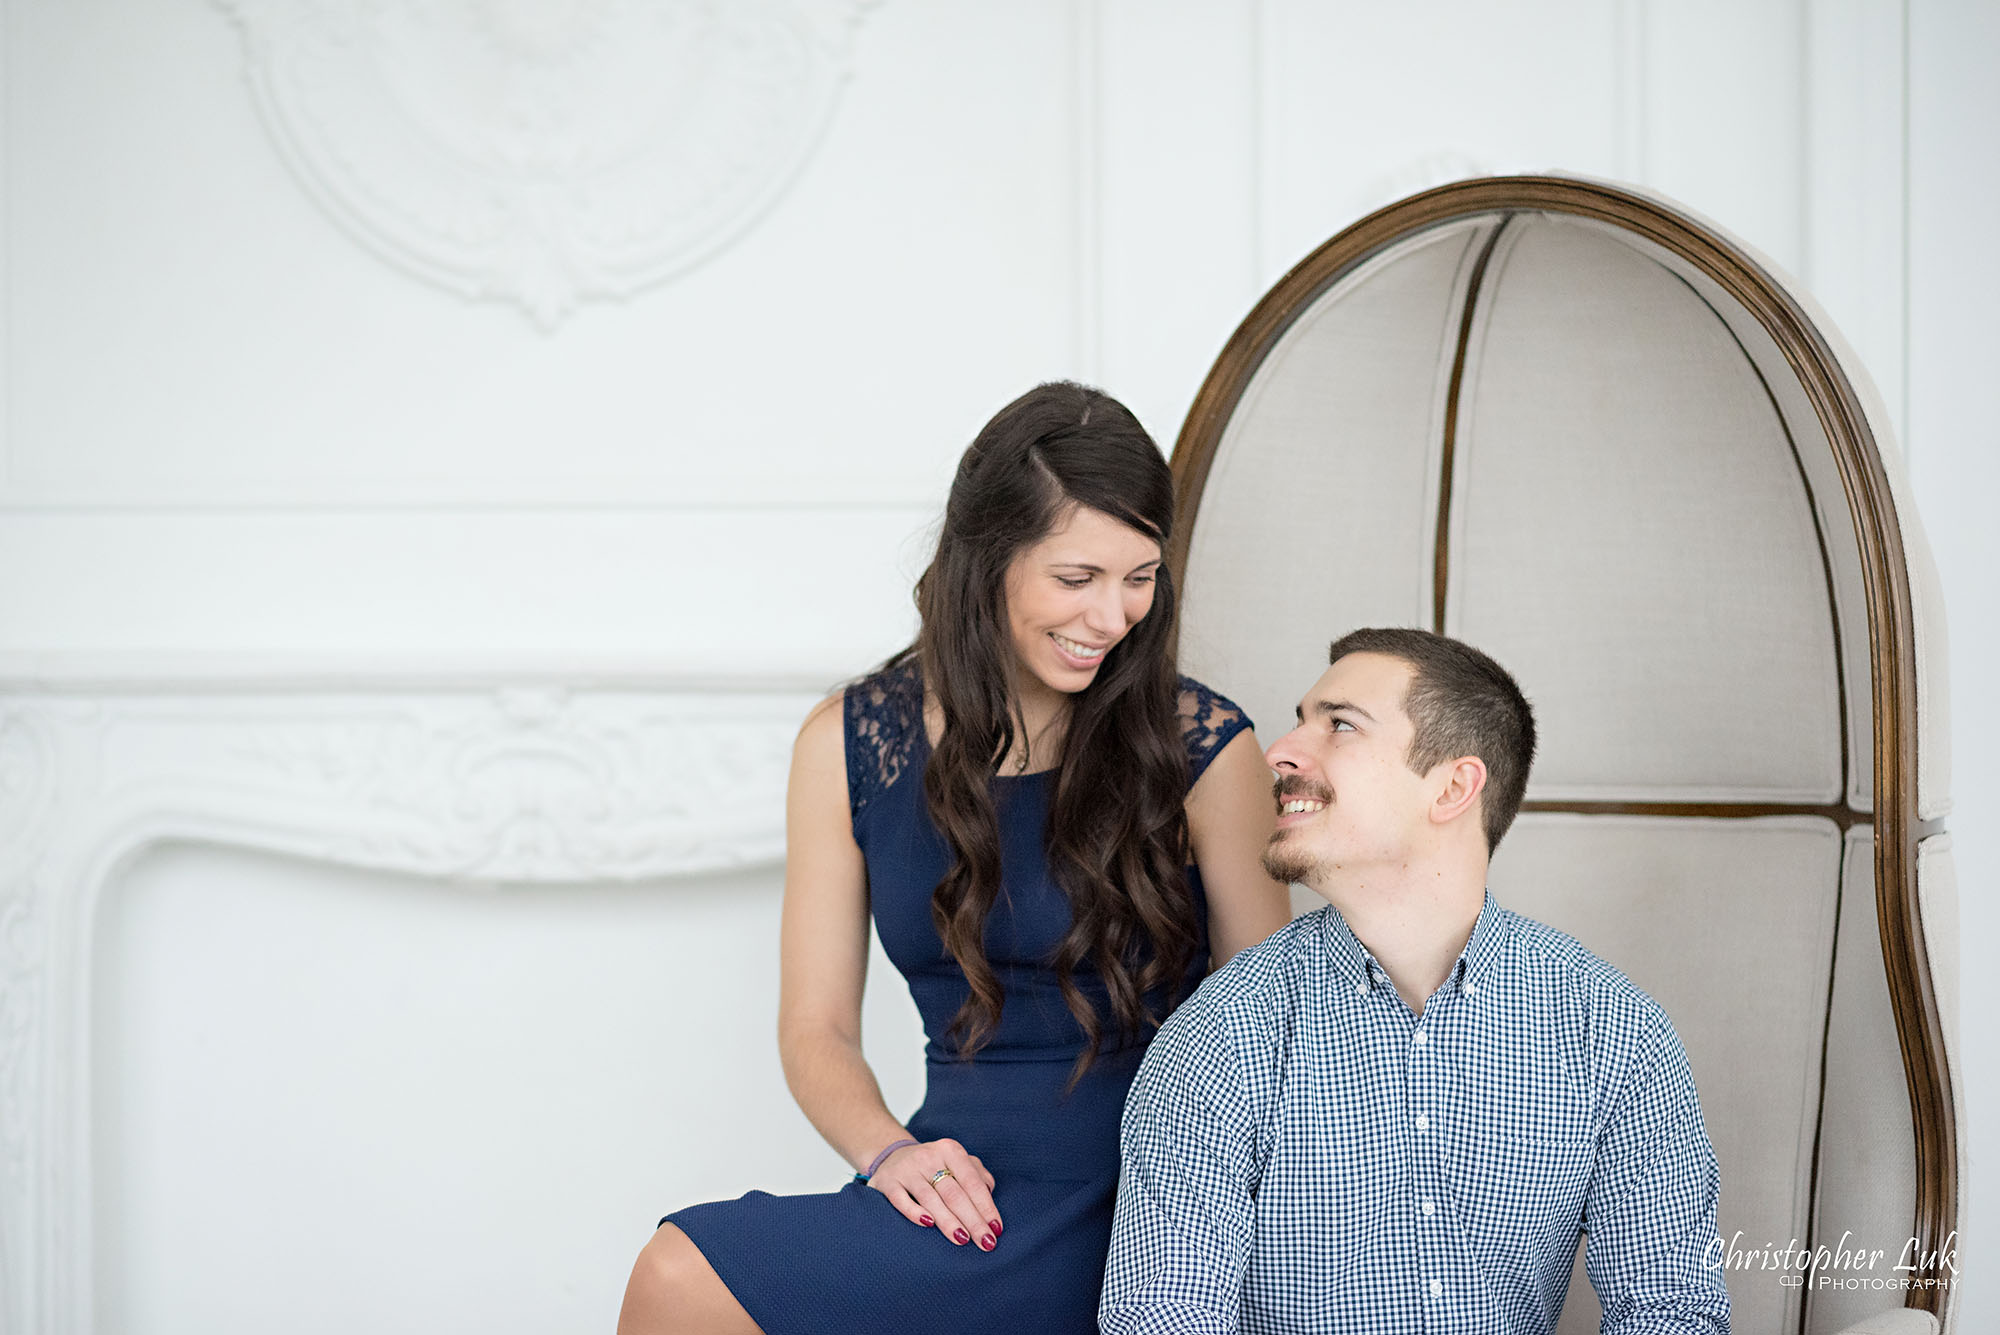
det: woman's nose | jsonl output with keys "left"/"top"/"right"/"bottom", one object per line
{"left": 1082, "top": 583, "right": 1128, "bottom": 635}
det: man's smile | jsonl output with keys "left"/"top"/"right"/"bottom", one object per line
{"left": 1272, "top": 777, "right": 1333, "bottom": 830}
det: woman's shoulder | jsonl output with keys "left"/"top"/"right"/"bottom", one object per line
{"left": 846, "top": 658, "right": 924, "bottom": 716}
{"left": 841, "top": 659, "right": 925, "bottom": 821}
{"left": 1173, "top": 674, "right": 1254, "bottom": 787}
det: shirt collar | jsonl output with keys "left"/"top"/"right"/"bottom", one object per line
{"left": 1319, "top": 889, "right": 1512, "bottom": 997}
{"left": 1317, "top": 904, "right": 1381, "bottom": 992}
{"left": 1455, "top": 889, "right": 1510, "bottom": 995}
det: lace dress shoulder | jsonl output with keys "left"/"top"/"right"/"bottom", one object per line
{"left": 1176, "top": 676, "right": 1254, "bottom": 790}
{"left": 844, "top": 661, "right": 925, "bottom": 824}
{"left": 844, "top": 664, "right": 1250, "bottom": 810}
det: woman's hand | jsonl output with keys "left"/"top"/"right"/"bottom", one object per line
{"left": 868, "top": 1138, "right": 1003, "bottom": 1250}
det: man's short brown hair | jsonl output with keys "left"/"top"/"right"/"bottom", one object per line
{"left": 1327, "top": 628, "right": 1537, "bottom": 853}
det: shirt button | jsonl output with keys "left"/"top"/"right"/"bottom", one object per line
{"left": 1412, "top": 1031, "right": 1429, "bottom": 1048}
{"left": 1355, "top": 981, "right": 1368, "bottom": 995}
{"left": 1429, "top": 1279, "right": 1444, "bottom": 1298}
{"left": 1464, "top": 982, "right": 1478, "bottom": 997}
{"left": 1414, "top": 1113, "right": 1429, "bottom": 1131}
{"left": 1422, "top": 1198, "right": 1436, "bottom": 1216}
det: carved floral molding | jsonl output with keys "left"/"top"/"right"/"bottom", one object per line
{"left": 0, "top": 672, "right": 816, "bottom": 1334}
{"left": 216, "top": 0, "right": 876, "bottom": 327}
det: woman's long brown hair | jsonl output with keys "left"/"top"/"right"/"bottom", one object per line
{"left": 894, "top": 381, "right": 1197, "bottom": 1086}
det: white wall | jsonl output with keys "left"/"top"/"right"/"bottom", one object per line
{"left": 1909, "top": 0, "right": 2000, "bottom": 1328}
{"left": 0, "top": 1, "right": 1988, "bottom": 1332}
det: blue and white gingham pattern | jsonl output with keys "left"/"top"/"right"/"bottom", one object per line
{"left": 1100, "top": 893, "right": 1731, "bottom": 1335}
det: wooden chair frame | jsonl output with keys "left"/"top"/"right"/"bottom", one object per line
{"left": 1165, "top": 175, "right": 1957, "bottom": 1322}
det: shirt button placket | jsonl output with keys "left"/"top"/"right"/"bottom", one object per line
{"left": 1409, "top": 1016, "right": 1446, "bottom": 1325}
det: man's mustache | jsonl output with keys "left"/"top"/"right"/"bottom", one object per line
{"left": 1272, "top": 775, "right": 1333, "bottom": 805}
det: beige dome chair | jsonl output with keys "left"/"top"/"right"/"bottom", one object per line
{"left": 1168, "top": 177, "right": 1958, "bottom": 1335}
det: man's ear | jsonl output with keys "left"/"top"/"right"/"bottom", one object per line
{"left": 1430, "top": 756, "right": 1488, "bottom": 827}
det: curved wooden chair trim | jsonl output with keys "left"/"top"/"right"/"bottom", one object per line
{"left": 1168, "top": 175, "right": 1955, "bottom": 1315}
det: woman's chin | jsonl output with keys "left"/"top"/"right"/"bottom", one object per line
{"left": 1038, "top": 660, "right": 1101, "bottom": 693}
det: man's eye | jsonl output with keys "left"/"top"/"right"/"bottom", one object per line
{"left": 1331, "top": 719, "right": 1356, "bottom": 733}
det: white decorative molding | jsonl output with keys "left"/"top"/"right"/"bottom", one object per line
{"left": 1070, "top": 0, "right": 1103, "bottom": 382}
{"left": 216, "top": 0, "right": 876, "bottom": 328}
{"left": 0, "top": 0, "right": 11, "bottom": 502}
{"left": 1614, "top": 0, "right": 1649, "bottom": 182}
{"left": 1802, "top": 0, "right": 1909, "bottom": 448}
{"left": 0, "top": 669, "right": 818, "bottom": 1334}
{"left": 1249, "top": 0, "right": 1275, "bottom": 285}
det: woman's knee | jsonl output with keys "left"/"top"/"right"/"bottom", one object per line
{"left": 619, "top": 1225, "right": 758, "bottom": 1335}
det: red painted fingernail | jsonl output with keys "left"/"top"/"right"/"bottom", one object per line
{"left": 990, "top": 1219, "right": 1003, "bottom": 1235}
{"left": 918, "top": 1215, "right": 933, "bottom": 1228}
{"left": 979, "top": 1234, "right": 995, "bottom": 1251}
{"left": 953, "top": 1228, "right": 970, "bottom": 1245}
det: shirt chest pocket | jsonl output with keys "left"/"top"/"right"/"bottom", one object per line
{"left": 1448, "top": 1072, "right": 1597, "bottom": 1241}
{"left": 1452, "top": 1026, "right": 1596, "bottom": 1139}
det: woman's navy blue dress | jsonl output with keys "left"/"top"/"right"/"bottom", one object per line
{"left": 666, "top": 663, "right": 1251, "bottom": 1333}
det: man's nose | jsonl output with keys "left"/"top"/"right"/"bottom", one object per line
{"left": 1265, "top": 729, "right": 1305, "bottom": 772}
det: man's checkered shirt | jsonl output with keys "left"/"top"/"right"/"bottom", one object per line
{"left": 1100, "top": 893, "right": 1730, "bottom": 1334}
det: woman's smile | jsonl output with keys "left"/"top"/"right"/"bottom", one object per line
{"left": 1049, "top": 630, "right": 1109, "bottom": 669}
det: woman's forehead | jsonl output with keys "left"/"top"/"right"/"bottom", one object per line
{"left": 1030, "top": 505, "right": 1161, "bottom": 563}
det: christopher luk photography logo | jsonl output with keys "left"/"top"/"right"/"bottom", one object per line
{"left": 1704, "top": 1230, "right": 1960, "bottom": 1292}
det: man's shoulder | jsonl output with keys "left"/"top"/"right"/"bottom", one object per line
{"left": 1496, "top": 905, "right": 1677, "bottom": 1040}
{"left": 1132, "top": 911, "right": 1329, "bottom": 1109}
{"left": 1155, "top": 911, "right": 1327, "bottom": 1045}
{"left": 1195, "top": 907, "right": 1330, "bottom": 1003}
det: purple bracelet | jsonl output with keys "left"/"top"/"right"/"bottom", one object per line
{"left": 859, "top": 1137, "right": 918, "bottom": 1180}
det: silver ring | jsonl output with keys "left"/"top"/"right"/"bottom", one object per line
{"left": 928, "top": 1167, "right": 955, "bottom": 1187}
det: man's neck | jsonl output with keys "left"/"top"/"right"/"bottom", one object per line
{"left": 1316, "top": 866, "right": 1486, "bottom": 1015}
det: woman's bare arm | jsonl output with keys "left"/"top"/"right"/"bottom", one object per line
{"left": 1185, "top": 728, "right": 1294, "bottom": 965}
{"left": 775, "top": 695, "right": 906, "bottom": 1169}
{"left": 775, "top": 694, "right": 1001, "bottom": 1247}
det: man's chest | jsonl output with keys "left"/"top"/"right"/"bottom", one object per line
{"left": 1252, "top": 997, "right": 1600, "bottom": 1254}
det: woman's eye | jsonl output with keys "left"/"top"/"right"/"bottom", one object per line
{"left": 1056, "top": 575, "right": 1090, "bottom": 589}
{"left": 1128, "top": 575, "right": 1156, "bottom": 588}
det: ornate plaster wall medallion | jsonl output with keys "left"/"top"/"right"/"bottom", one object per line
{"left": 217, "top": 0, "right": 877, "bottom": 326}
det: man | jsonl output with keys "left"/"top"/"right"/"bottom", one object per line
{"left": 1100, "top": 628, "right": 1729, "bottom": 1334}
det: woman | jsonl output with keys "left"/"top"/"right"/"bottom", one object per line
{"left": 618, "top": 382, "right": 1292, "bottom": 1334}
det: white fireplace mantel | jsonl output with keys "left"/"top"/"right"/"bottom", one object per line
{"left": 0, "top": 656, "right": 824, "bottom": 1334}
